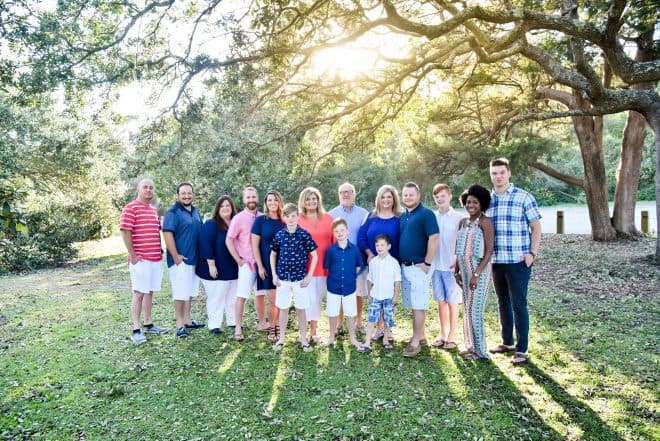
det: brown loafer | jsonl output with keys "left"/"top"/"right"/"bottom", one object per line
{"left": 511, "top": 352, "right": 528, "bottom": 365}
{"left": 489, "top": 344, "right": 516, "bottom": 354}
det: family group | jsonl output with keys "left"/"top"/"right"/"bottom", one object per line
{"left": 119, "top": 157, "right": 541, "bottom": 365}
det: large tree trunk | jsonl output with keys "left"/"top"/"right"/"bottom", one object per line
{"left": 573, "top": 93, "right": 617, "bottom": 242}
{"left": 612, "top": 29, "right": 654, "bottom": 237}
{"left": 612, "top": 110, "right": 646, "bottom": 235}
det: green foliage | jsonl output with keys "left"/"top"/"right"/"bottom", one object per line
{"left": 0, "top": 91, "right": 123, "bottom": 272}
{"left": 0, "top": 184, "right": 29, "bottom": 245}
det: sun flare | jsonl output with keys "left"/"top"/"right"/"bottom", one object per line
{"left": 309, "top": 46, "right": 379, "bottom": 81}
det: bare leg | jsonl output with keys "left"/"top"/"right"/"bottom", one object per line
{"left": 411, "top": 309, "right": 426, "bottom": 347}
{"left": 363, "top": 322, "right": 375, "bottom": 347}
{"left": 235, "top": 297, "right": 247, "bottom": 337}
{"left": 439, "top": 301, "right": 450, "bottom": 341}
{"left": 174, "top": 300, "right": 186, "bottom": 328}
{"left": 184, "top": 299, "right": 192, "bottom": 325}
{"left": 310, "top": 320, "right": 318, "bottom": 341}
{"left": 346, "top": 317, "right": 360, "bottom": 348}
{"left": 327, "top": 316, "right": 338, "bottom": 344}
{"left": 141, "top": 292, "right": 153, "bottom": 325}
{"left": 297, "top": 308, "right": 308, "bottom": 345}
{"left": 254, "top": 294, "right": 267, "bottom": 329}
{"left": 267, "top": 290, "right": 279, "bottom": 327}
{"left": 355, "top": 297, "right": 364, "bottom": 328}
{"left": 276, "top": 307, "right": 288, "bottom": 345}
{"left": 447, "top": 302, "right": 459, "bottom": 343}
{"left": 132, "top": 292, "right": 145, "bottom": 329}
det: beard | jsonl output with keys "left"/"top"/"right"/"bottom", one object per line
{"left": 246, "top": 201, "right": 258, "bottom": 210}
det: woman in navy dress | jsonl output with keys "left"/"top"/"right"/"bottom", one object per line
{"left": 197, "top": 195, "right": 239, "bottom": 334}
{"left": 251, "top": 190, "right": 286, "bottom": 341}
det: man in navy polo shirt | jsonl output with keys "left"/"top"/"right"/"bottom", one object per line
{"left": 163, "top": 183, "right": 205, "bottom": 338}
{"left": 399, "top": 182, "right": 439, "bottom": 357}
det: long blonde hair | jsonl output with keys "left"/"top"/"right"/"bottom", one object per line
{"left": 298, "top": 187, "right": 326, "bottom": 217}
{"left": 373, "top": 185, "right": 402, "bottom": 217}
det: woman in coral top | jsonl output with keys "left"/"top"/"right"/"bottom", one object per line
{"left": 297, "top": 187, "right": 334, "bottom": 344}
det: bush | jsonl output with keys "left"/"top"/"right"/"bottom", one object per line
{"left": 0, "top": 202, "right": 107, "bottom": 273}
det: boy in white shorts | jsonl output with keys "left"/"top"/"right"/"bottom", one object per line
{"left": 270, "top": 203, "right": 318, "bottom": 351}
{"left": 323, "top": 218, "right": 364, "bottom": 349}
{"left": 360, "top": 234, "right": 401, "bottom": 352}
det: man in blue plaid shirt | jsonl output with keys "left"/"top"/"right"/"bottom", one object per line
{"left": 487, "top": 158, "right": 541, "bottom": 365}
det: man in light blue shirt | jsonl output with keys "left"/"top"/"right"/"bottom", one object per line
{"left": 329, "top": 182, "right": 369, "bottom": 331}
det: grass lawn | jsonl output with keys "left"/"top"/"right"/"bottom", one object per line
{"left": 0, "top": 234, "right": 658, "bottom": 440}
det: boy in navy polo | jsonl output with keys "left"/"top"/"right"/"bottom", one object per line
{"left": 323, "top": 218, "right": 364, "bottom": 349}
{"left": 270, "top": 203, "right": 318, "bottom": 351}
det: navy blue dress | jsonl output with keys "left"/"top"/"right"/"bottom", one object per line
{"left": 251, "top": 215, "right": 285, "bottom": 290}
{"left": 196, "top": 220, "right": 239, "bottom": 281}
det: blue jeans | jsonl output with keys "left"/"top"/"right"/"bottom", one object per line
{"left": 492, "top": 261, "right": 532, "bottom": 353}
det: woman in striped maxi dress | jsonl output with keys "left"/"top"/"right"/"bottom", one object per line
{"left": 454, "top": 185, "right": 494, "bottom": 360}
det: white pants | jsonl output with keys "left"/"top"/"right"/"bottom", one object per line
{"left": 306, "top": 276, "right": 326, "bottom": 321}
{"left": 201, "top": 279, "right": 237, "bottom": 328}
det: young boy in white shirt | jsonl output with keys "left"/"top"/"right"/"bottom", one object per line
{"left": 359, "top": 234, "right": 401, "bottom": 352}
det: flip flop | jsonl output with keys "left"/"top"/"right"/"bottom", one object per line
{"left": 431, "top": 338, "right": 445, "bottom": 348}
{"left": 301, "top": 343, "right": 313, "bottom": 352}
{"left": 272, "top": 341, "right": 284, "bottom": 350}
{"left": 234, "top": 333, "right": 245, "bottom": 341}
{"left": 443, "top": 341, "right": 458, "bottom": 350}
{"left": 357, "top": 345, "right": 371, "bottom": 353}
{"left": 382, "top": 342, "right": 393, "bottom": 350}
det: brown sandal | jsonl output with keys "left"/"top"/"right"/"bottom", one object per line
{"left": 443, "top": 341, "right": 458, "bottom": 350}
{"left": 267, "top": 326, "right": 277, "bottom": 342}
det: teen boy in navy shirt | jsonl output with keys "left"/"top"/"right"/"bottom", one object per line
{"left": 323, "top": 218, "right": 364, "bottom": 349}
{"left": 270, "top": 203, "right": 318, "bottom": 351}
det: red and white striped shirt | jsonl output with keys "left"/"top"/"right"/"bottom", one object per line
{"left": 119, "top": 200, "right": 162, "bottom": 262}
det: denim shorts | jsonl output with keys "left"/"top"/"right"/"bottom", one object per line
{"left": 367, "top": 298, "right": 395, "bottom": 328}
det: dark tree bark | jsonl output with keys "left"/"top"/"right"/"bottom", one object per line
{"left": 612, "top": 29, "right": 654, "bottom": 236}
{"left": 572, "top": 93, "right": 617, "bottom": 241}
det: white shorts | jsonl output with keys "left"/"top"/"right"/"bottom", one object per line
{"left": 129, "top": 260, "right": 163, "bottom": 293}
{"left": 168, "top": 263, "right": 200, "bottom": 301}
{"left": 401, "top": 265, "right": 432, "bottom": 310}
{"left": 275, "top": 280, "right": 310, "bottom": 310}
{"left": 236, "top": 264, "right": 258, "bottom": 299}
{"left": 306, "top": 276, "right": 326, "bottom": 321}
{"left": 326, "top": 292, "right": 357, "bottom": 318}
{"left": 356, "top": 270, "right": 368, "bottom": 297}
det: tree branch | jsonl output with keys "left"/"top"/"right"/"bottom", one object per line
{"left": 528, "top": 161, "right": 584, "bottom": 187}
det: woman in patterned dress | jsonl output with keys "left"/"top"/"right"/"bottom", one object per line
{"left": 454, "top": 184, "right": 494, "bottom": 360}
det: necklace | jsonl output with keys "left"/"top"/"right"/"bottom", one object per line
{"left": 467, "top": 214, "right": 481, "bottom": 228}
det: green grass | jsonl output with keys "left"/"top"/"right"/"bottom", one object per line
{"left": 0, "top": 248, "right": 658, "bottom": 440}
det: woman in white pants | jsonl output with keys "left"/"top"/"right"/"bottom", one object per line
{"left": 196, "top": 196, "right": 239, "bottom": 333}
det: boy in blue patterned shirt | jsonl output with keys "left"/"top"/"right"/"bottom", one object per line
{"left": 270, "top": 203, "right": 318, "bottom": 351}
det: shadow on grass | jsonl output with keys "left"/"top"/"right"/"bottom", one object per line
{"left": 521, "top": 361, "right": 624, "bottom": 441}
{"left": 448, "top": 353, "right": 563, "bottom": 440}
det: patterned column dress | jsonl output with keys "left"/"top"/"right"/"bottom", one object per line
{"left": 456, "top": 217, "right": 492, "bottom": 358}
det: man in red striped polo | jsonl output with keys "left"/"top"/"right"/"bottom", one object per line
{"left": 120, "top": 178, "right": 169, "bottom": 345}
